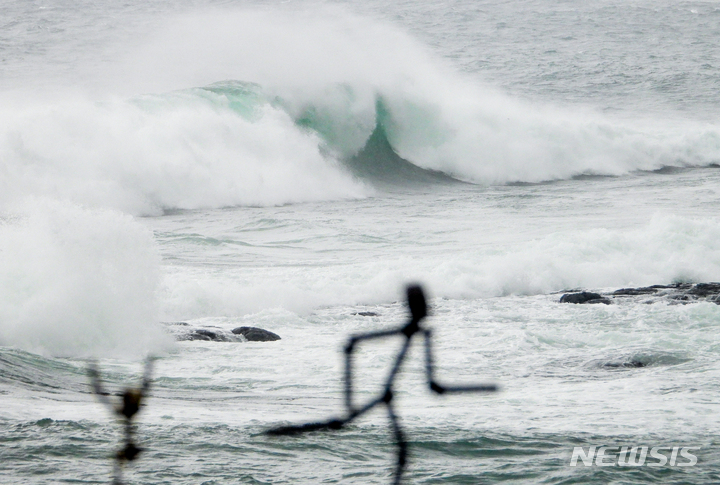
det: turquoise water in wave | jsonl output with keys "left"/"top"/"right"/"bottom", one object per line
{"left": 2, "top": 1, "right": 720, "bottom": 484}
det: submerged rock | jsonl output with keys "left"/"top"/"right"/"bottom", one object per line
{"left": 602, "top": 360, "right": 647, "bottom": 369}
{"left": 231, "top": 326, "right": 281, "bottom": 342}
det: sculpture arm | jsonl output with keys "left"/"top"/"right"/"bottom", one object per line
{"left": 87, "top": 361, "right": 114, "bottom": 409}
{"left": 423, "top": 329, "right": 498, "bottom": 394}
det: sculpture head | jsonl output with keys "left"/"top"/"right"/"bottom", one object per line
{"left": 120, "top": 389, "right": 143, "bottom": 420}
{"left": 406, "top": 284, "right": 427, "bottom": 323}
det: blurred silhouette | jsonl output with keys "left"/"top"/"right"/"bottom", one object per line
{"left": 88, "top": 357, "right": 155, "bottom": 485}
{"left": 266, "top": 284, "right": 498, "bottom": 484}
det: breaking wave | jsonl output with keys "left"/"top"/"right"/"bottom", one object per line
{"left": 1, "top": 8, "right": 719, "bottom": 215}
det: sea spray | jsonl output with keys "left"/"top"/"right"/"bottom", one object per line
{"left": 0, "top": 199, "right": 171, "bottom": 357}
{"left": 0, "top": 92, "right": 369, "bottom": 215}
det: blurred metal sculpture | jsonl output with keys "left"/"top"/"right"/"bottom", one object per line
{"left": 267, "top": 284, "right": 498, "bottom": 484}
{"left": 88, "top": 357, "right": 155, "bottom": 485}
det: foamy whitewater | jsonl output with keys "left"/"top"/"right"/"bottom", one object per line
{"left": 2, "top": 0, "right": 720, "bottom": 483}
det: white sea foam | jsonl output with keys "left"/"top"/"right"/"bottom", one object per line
{"left": 430, "top": 213, "right": 720, "bottom": 298}
{"left": 0, "top": 92, "right": 369, "bottom": 216}
{"left": 0, "top": 199, "right": 171, "bottom": 357}
{"left": 383, "top": 88, "right": 720, "bottom": 183}
{"left": 159, "top": 213, "right": 720, "bottom": 319}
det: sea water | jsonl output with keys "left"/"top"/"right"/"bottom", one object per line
{"left": 2, "top": 1, "right": 720, "bottom": 483}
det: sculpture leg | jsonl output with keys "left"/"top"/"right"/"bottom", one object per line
{"left": 385, "top": 398, "right": 407, "bottom": 485}
{"left": 111, "top": 461, "right": 123, "bottom": 485}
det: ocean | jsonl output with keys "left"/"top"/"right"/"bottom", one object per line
{"left": 2, "top": 0, "right": 720, "bottom": 483}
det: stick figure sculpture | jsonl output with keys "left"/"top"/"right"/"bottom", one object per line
{"left": 266, "top": 284, "right": 498, "bottom": 484}
{"left": 88, "top": 358, "right": 155, "bottom": 485}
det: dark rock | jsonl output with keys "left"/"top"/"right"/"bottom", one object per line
{"left": 586, "top": 298, "right": 612, "bottom": 305}
{"left": 182, "top": 329, "right": 235, "bottom": 342}
{"left": 687, "top": 282, "right": 720, "bottom": 298}
{"left": 603, "top": 360, "right": 647, "bottom": 369}
{"left": 612, "top": 284, "right": 691, "bottom": 296}
{"left": 560, "top": 282, "right": 720, "bottom": 306}
{"left": 232, "top": 326, "right": 281, "bottom": 342}
{"left": 559, "top": 292, "right": 605, "bottom": 304}
{"left": 612, "top": 287, "right": 661, "bottom": 296}
{"left": 354, "top": 311, "right": 380, "bottom": 317}
{"left": 163, "top": 322, "right": 281, "bottom": 342}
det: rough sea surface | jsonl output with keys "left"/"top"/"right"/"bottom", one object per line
{"left": 2, "top": 1, "right": 720, "bottom": 483}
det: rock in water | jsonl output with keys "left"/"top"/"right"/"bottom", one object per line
{"left": 602, "top": 360, "right": 647, "bottom": 369}
{"left": 354, "top": 311, "right": 380, "bottom": 317}
{"left": 232, "top": 326, "right": 281, "bottom": 342}
{"left": 182, "top": 329, "right": 235, "bottom": 342}
{"left": 687, "top": 282, "right": 720, "bottom": 299}
{"left": 164, "top": 322, "right": 281, "bottom": 342}
{"left": 559, "top": 282, "right": 720, "bottom": 306}
{"left": 559, "top": 292, "right": 610, "bottom": 304}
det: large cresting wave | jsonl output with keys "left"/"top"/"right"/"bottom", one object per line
{"left": 2, "top": 7, "right": 720, "bottom": 215}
